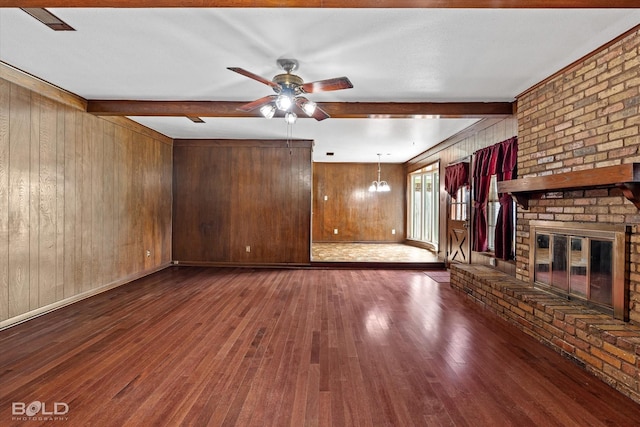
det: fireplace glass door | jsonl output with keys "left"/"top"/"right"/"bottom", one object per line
{"left": 590, "top": 240, "right": 613, "bottom": 306}
{"left": 534, "top": 232, "right": 614, "bottom": 310}
{"left": 569, "top": 237, "right": 588, "bottom": 298}
{"left": 530, "top": 221, "right": 627, "bottom": 320}
{"left": 552, "top": 234, "right": 568, "bottom": 292}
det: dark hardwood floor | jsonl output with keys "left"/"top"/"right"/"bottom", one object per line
{"left": 1, "top": 267, "right": 640, "bottom": 426}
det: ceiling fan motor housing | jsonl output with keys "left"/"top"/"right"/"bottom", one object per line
{"left": 273, "top": 73, "right": 304, "bottom": 95}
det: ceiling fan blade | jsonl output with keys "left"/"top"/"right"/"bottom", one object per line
{"left": 237, "top": 95, "right": 277, "bottom": 112}
{"left": 310, "top": 106, "right": 330, "bottom": 121}
{"left": 227, "top": 67, "right": 279, "bottom": 89}
{"left": 301, "top": 77, "right": 353, "bottom": 93}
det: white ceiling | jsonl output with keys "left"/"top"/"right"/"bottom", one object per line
{"left": 1, "top": 8, "right": 639, "bottom": 162}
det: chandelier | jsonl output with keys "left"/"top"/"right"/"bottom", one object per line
{"left": 369, "top": 154, "right": 391, "bottom": 192}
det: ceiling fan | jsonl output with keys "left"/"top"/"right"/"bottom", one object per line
{"left": 227, "top": 58, "right": 353, "bottom": 122}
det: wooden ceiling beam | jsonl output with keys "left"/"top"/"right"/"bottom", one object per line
{"left": 3, "top": 1, "right": 639, "bottom": 7}
{"left": 86, "top": 100, "right": 515, "bottom": 119}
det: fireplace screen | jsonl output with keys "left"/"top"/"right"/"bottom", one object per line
{"left": 530, "top": 221, "right": 627, "bottom": 320}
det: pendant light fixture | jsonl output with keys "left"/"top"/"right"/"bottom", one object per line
{"left": 369, "top": 154, "right": 391, "bottom": 192}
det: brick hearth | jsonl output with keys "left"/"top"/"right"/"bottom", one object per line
{"left": 450, "top": 263, "right": 640, "bottom": 404}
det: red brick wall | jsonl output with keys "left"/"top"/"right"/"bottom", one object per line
{"left": 516, "top": 27, "right": 640, "bottom": 323}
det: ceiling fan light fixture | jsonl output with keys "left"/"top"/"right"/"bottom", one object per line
{"left": 302, "top": 100, "right": 317, "bottom": 116}
{"left": 260, "top": 104, "right": 276, "bottom": 119}
{"left": 285, "top": 112, "right": 297, "bottom": 124}
{"left": 276, "top": 93, "right": 293, "bottom": 111}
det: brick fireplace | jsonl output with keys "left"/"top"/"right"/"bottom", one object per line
{"left": 514, "top": 26, "right": 640, "bottom": 325}
{"left": 451, "top": 26, "right": 640, "bottom": 404}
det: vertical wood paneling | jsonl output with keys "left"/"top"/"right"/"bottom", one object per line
{"left": 63, "top": 107, "right": 76, "bottom": 299}
{"left": 8, "top": 84, "right": 31, "bottom": 318}
{"left": 229, "top": 146, "right": 251, "bottom": 261}
{"left": 173, "top": 140, "right": 311, "bottom": 265}
{"left": 55, "top": 105, "right": 65, "bottom": 302}
{"left": 29, "top": 93, "right": 40, "bottom": 310}
{"left": 174, "top": 144, "right": 229, "bottom": 261}
{"left": 103, "top": 121, "right": 115, "bottom": 284}
{"left": 38, "top": 96, "right": 58, "bottom": 307}
{"left": 132, "top": 132, "right": 144, "bottom": 273}
{"left": 293, "top": 147, "right": 312, "bottom": 260}
{"left": 114, "top": 125, "right": 130, "bottom": 277}
{"left": 208, "top": 145, "right": 229, "bottom": 261}
{"left": 312, "top": 163, "right": 405, "bottom": 242}
{"left": 141, "top": 134, "right": 154, "bottom": 271}
{"left": 80, "top": 114, "right": 92, "bottom": 292}
{"left": 91, "top": 116, "right": 104, "bottom": 289}
{"left": 0, "top": 75, "right": 173, "bottom": 327}
{"left": 160, "top": 142, "right": 172, "bottom": 263}
{"left": 0, "top": 79, "right": 8, "bottom": 321}
{"left": 146, "top": 134, "right": 156, "bottom": 267}
{"left": 74, "top": 110, "right": 84, "bottom": 295}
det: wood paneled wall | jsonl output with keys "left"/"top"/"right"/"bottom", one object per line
{"left": 406, "top": 118, "right": 518, "bottom": 262}
{"left": 172, "top": 139, "right": 312, "bottom": 265}
{"left": 313, "top": 162, "right": 405, "bottom": 242}
{"left": 0, "top": 74, "right": 172, "bottom": 328}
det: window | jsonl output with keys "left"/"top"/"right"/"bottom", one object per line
{"left": 449, "top": 185, "right": 468, "bottom": 221}
{"left": 472, "top": 137, "right": 517, "bottom": 258}
{"left": 483, "top": 174, "right": 516, "bottom": 255}
{"left": 408, "top": 163, "right": 439, "bottom": 248}
{"left": 487, "top": 175, "right": 499, "bottom": 251}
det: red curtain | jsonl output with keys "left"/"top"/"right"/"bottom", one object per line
{"left": 472, "top": 137, "right": 518, "bottom": 256}
{"left": 472, "top": 145, "right": 498, "bottom": 252}
{"left": 495, "top": 137, "right": 518, "bottom": 260}
{"left": 444, "top": 162, "right": 469, "bottom": 198}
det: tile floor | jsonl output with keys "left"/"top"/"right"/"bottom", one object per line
{"left": 311, "top": 242, "right": 440, "bottom": 263}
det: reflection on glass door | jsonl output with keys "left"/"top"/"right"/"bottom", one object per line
{"left": 534, "top": 231, "right": 614, "bottom": 308}
{"left": 411, "top": 174, "right": 422, "bottom": 240}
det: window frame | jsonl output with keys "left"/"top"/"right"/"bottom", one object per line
{"left": 449, "top": 185, "right": 469, "bottom": 222}
{"left": 486, "top": 175, "right": 500, "bottom": 252}
{"left": 407, "top": 162, "right": 440, "bottom": 249}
